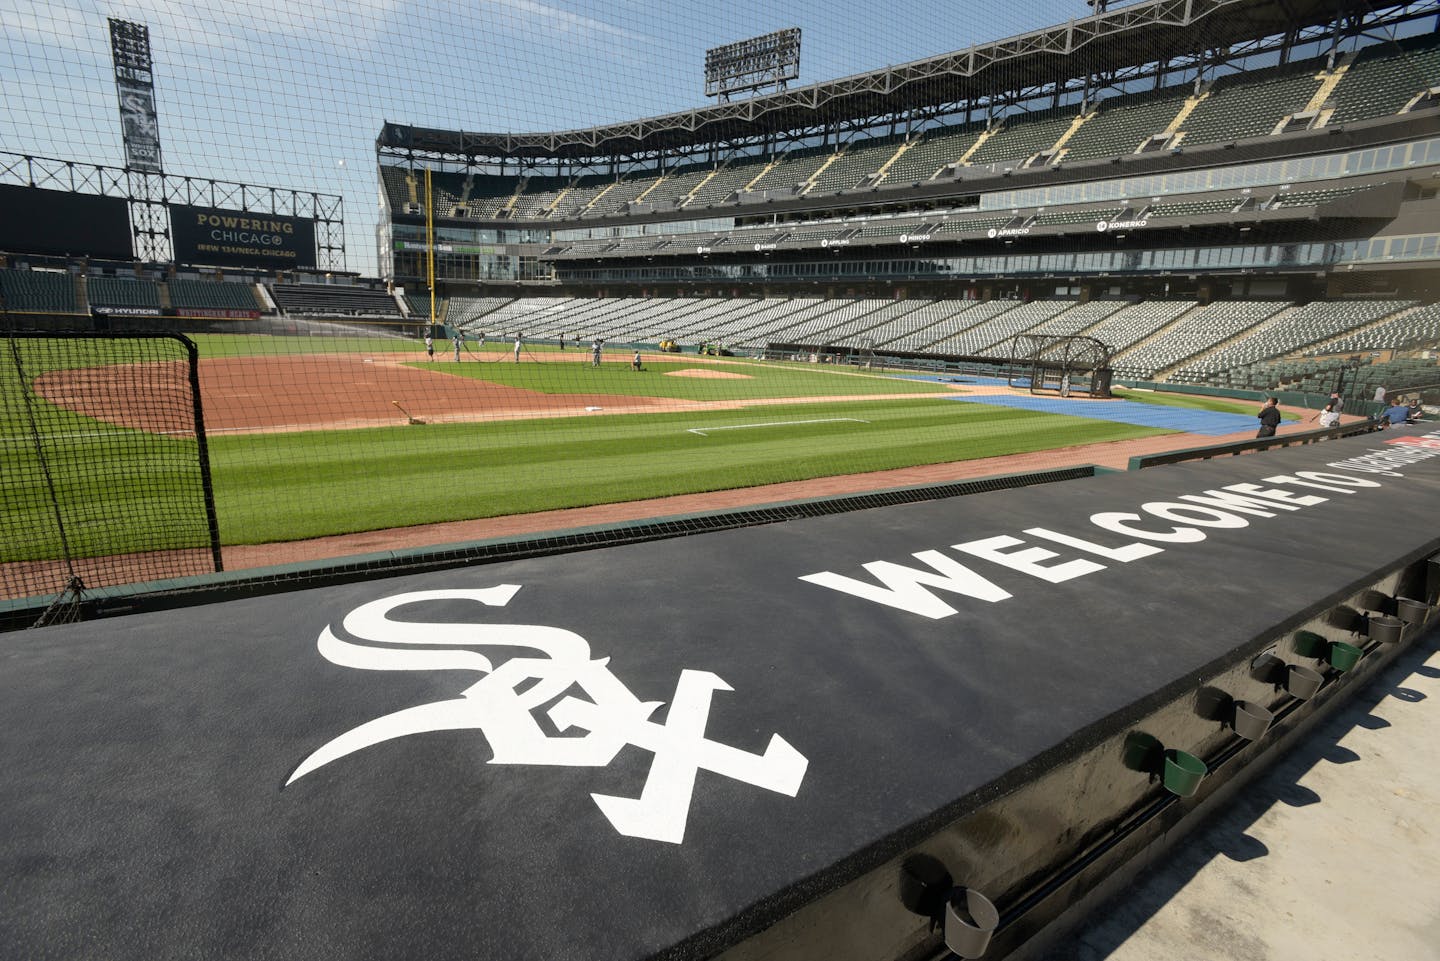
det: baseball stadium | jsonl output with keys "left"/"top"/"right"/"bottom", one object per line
{"left": 2, "top": 0, "right": 1440, "bottom": 957}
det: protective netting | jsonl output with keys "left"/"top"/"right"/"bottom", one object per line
{"left": 1, "top": 331, "right": 220, "bottom": 603}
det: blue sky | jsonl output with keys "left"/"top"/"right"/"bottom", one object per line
{"left": 3, "top": 0, "right": 1139, "bottom": 274}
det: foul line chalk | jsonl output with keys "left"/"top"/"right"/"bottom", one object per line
{"left": 687, "top": 417, "right": 869, "bottom": 437}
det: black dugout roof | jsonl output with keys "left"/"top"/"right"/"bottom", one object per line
{"left": 5, "top": 429, "right": 1440, "bottom": 959}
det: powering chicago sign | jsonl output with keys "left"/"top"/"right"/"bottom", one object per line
{"left": 287, "top": 586, "right": 808, "bottom": 844}
{"left": 170, "top": 203, "right": 316, "bottom": 269}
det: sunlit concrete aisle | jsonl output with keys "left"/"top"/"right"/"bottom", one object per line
{"left": 1055, "top": 628, "right": 1440, "bottom": 961}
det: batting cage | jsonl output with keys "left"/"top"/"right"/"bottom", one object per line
{"left": 1007, "top": 333, "right": 1115, "bottom": 398}
{"left": 1, "top": 331, "right": 221, "bottom": 617}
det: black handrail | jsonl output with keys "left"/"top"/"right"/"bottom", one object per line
{"left": 1129, "top": 418, "right": 1382, "bottom": 469}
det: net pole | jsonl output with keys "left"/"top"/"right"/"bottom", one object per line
{"left": 179, "top": 333, "right": 224, "bottom": 573}
{"left": 426, "top": 168, "right": 436, "bottom": 331}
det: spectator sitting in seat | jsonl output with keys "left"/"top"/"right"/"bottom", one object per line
{"left": 1382, "top": 400, "right": 1412, "bottom": 427}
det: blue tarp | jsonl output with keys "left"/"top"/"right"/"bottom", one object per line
{"left": 941, "top": 393, "right": 1262, "bottom": 436}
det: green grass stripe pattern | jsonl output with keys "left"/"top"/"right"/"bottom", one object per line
{"left": 406, "top": 357, "right": 954, "bottom": 400}
{"left": 4, "top": 334, "right": 1171, "bottom": 560}
{"left": 208, "top": 399, "right": 1165, "bottom": 545}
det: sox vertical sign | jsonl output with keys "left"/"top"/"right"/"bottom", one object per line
{"left": 109, "top": 19, "right": 164, "bottom": 174}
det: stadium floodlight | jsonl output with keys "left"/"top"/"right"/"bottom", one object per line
{"left": 704, "top": 28, "right": 801, "bottom": 101}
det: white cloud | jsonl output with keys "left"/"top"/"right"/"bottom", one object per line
{"left": 485, "top": 0, "right": 655, "bottom": 44}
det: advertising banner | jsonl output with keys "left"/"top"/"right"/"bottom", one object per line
{"left": 170, "top": 204, "right": 316, "bottom": 269}
{"left": 184, "top": 308, "right": 262, "bottom": 320}
{"left": 116, "top": 81, "right": 163, "bottom": 173}
{"left": 92, "top": 305, "right": 163, "bottom": 317}
{"left": 0, "top": 185, "right": 133, "bottom": 260}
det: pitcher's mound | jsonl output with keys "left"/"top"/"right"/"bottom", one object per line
{"left": 665, "top": 368, "right": 753, "bottom": 379}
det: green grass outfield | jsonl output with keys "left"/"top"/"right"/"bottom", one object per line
{"left": 409, "top": 355, "right": 953, "bottom": 400}
{"left": 1112, "top": 386, "right": 1302, "bottom": 420}
{"left": 208, "top": 400, "right": 1166, "bottom": 544}
{"left": 3, "top": 333, "right": 1210, "bottom": 560}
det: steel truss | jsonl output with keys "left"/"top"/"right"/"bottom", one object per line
{"left": 0, "top": 151, "right": 346, "bottom": 271}
{"left": 377, "top": 0, "right": 1438, "bottom": 167}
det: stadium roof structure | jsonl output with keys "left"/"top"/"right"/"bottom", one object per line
{"left": 378, "top": 0, "right": 1421, "bottom": 162}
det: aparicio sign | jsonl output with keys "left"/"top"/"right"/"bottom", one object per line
{"left": 170, "top": 204, "right": 316, "bottom": 269}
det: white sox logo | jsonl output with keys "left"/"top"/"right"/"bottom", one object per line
{"left": 287, "top": 586, "right": 808, "bottom": 843}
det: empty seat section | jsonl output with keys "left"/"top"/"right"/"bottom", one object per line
{"left": 270, "top": 284, "right": 401, "bottom": 317}
{"left": 446, "top": 297, "right": 515, "bottom": 328}
{"left": 1031, "top": 207, "right": 1123, "bottom": 226}
{"left": 1061, "top": 88, "right": 1190, "bottom": 162}
{"left": 966, "top": 110, "right": 1075, "bottom": 167}
{"left": 474, "top": 297, "right": 575, "bottom": 335}
{"left": 1149, "top": 197, "right": 1243, "bottom": 218}
{"left": 1030, "top": 300, "right": 1126, "bottom": 336}
{"left": 0, "top": 269, "right": 79, "bottom": 313}
{"left": 616, "top": 299, "right": 723, "bottom": 342}
{"left": 380, "top": 166, "right": 416, "bottom": 212}
{"left": 874, "top": 301, "right": 972, "bottom": 351}
{"left": 1114, "top": 300, "right": 1285, "bottom": 378}
{"left": 828, "top": 301, "right": 934, "bottom": 347}
{"left": 584, "top": 175, "right": 659, "bottom": 217}
{"left": 695, "top": 300, "right": 787, "bottom": 346}
{"left": 687, "top": 156, "right": 768, "bottom": 207}
{"left": 781, "top": 226, "right": 848, "bottom": 245}
{"left": 761, "top": 300, "right": 859, "bottom": 345}
{"left": 168, "top": 279, "right": 260, "bottom": 312}
{"left": 855, "top": 222, "right": 920, "bottom": 239}
{"left": 1311, "top": 302, "right": 1440, "bottom": 353}
{"left": 88, "top": 276, "right": 161, "bottom": 310}
{"left": 509, "top": 176, "right": 570, "bottom": 219}
{"left": 749, "top": 145, "right": 834, "bottom": 194}
{"left": 972, "top": 301, "right": 1074, "bottom": 356}
{"left": 779, "top": 300, "right": 887, "bottom": 346}
{"left": 1084, "top": 301, "right": 1197, "bottom": 359}
{"left": 453, "top": 172, "right": 520, "bottom": 218}
{"left": 925, "top": 301, "right": 1026, "bottom": 353}
{"left": 1179, "top": 58, "right": 1326, "bottom": 146}
{"left": 637, "top": 166, "right": 712, "bottom": 208}
{"left": 1175, "top": 300, "right": 1415, "bottom": 380}
{"left": 546, "top": 175, "right": 614, "bottom": 219}
{"left": 883, "top": 126, "right": 983, "bottom": 184}
{"left": 809, "top": 136, "right": 903, "bottom": 194}
{"left": 689, "top": 299, "right": 805, "bottom": 346}
{"left": 1270, "top": 185, "right": 1371, "bottom": 207}
{"left": 1329, "top": 34, "right": 1440, "bottom": 123}
{"left": 933, "top": 216, "right": 1018, "bottom": 235}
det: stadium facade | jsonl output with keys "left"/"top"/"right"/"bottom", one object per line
{"left": 376, "top": 0, "right": 1440, "bottom": 310}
